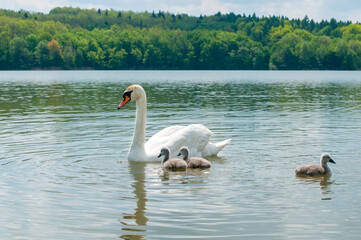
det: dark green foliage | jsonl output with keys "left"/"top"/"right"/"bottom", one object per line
{"left": 9, "top": 37, "right": 33, "bottom": 69}
{"left": 0, "top": 7, "right": 361, "bottom": 70}
{"left": 35, "top": 41, "right": 50, "bottom": 68}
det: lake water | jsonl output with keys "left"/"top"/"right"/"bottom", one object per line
{"left": 1, "top": 71, "right": 361, "bottom": 239}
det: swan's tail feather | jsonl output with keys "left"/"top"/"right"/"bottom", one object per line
{"left": 201, "top": 139, "right": 231, "bottom": 157}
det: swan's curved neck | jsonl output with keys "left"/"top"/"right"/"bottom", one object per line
{"left": 130, "top": 92, "right": 147, "bottom": 156}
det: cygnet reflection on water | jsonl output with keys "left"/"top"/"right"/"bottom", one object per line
{"left": 296, "top": 174, "right": 335, "bottom": 200}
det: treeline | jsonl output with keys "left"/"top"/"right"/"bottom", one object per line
{"left": 1, "top": 7, "right": 361, "bottom": 70}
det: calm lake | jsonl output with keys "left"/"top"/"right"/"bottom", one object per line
{"left": 1, "top": 71, "right": 361, "bottom": 239}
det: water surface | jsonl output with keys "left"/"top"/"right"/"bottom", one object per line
{"left": 1, "top": 71, "right": 361, "bottom": 239}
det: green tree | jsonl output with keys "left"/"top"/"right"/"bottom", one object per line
{"left": 346, "top": 40, "right": 361, "bottom": 69}
{"left": 143, "top": 44, "right": 162, "bottom": 69}
{"left": 129, "top": 48, "right": 142, "bottom": 68}
{"left": 229, "top": 46, "right": 252, "bottom": 69}
{"left": 107, "top": 48, "right": 128, "bottom": 69}
{"left": 63, "top": 44, "right": 74, "bottom": 69}
{"left": 38, "top": 32, "right": 52, "bottom": 42}
{"left": 9, "top": 37, "right": 32, "bottom": 69}
{"left": 1, "top": 7, "right": 361, "bottom": 70}
{"left": 251, "top": 45, "right": 267, "bottom": 69}
{"left": 270, "top": 33, "right": 301, "bottom": 69}
{"left": 25, "top": 34, "right": 38, "bottom": 52}
{"left": 298, "top": 41, "right": 317, "bottom": 69}
{"left": 34, "top": 41, "right": 50, "bottom": 68}
{"left": 75, "top": 48, "right": 85, "bottom": 68}
{"left": 315, "top": 36, "right": 332, "bottom": 69}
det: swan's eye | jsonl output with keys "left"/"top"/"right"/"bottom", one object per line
{"left": 123, "top": 90, "right": 133, "bottom": 99}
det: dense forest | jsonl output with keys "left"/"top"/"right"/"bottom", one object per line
{"left": 1, "top": 7, "right": 361, "bottom": 70}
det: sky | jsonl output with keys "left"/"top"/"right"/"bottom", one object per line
{"left": 1, "top": 0, "right": 361, "bottom": 23}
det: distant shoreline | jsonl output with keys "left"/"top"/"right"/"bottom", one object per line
{"left": 1, "top": 7, "right": 361, "bottom": 71}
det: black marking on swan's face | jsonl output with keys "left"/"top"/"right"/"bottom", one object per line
{"left": 123, "top": 90, "right": 133, "bottom": 99}
{"left": 118, "top": 90, "right": 133, "bottom": 109}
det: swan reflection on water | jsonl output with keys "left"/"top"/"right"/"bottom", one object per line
{"left": 120, "top": 157, "right": 215, "bottom": 239}
{"left": 119, "top": 150, "right": 228, "bottom": 239}
{"left": 120, "top": 162, "right": 148, "bottom": 240}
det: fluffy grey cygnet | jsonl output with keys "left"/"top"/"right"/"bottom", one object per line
{"left": 295, "top": 153, "right": 335, "bottom": 176}
{"left": 178, "top": 146, "right": 211, "bottom": 168}
{"left": 158, "top": 147, "right": 187, "bottom": 170}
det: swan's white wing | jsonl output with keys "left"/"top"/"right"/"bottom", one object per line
{"left": 145, "top": 124, "right": 212, "bottom": 159}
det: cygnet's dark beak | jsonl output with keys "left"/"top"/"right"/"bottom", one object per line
{"left": 330, "top": 159, "right": 336, "bottom": 164}
{"left": 157, "top": 153, "right": 162, "bottom": 158}
{"left": 177, "top": 153, "right": 181, "bottom": 156}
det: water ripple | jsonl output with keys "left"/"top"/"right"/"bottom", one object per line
{"left": 1, "top": 71, "right": 361, "bottom": 239}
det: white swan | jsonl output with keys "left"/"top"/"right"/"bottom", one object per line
{"left": 118, "top": 84, "right": 230, "bottom": 162}
{"left": 295, "top": 153, "right": 336, "bottom": 176}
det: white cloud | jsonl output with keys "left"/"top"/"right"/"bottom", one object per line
{"left": 3, "top": 0, "right": 55, "bottom": 12}
{"left": 259, "top": 0, "right": 325, "bottom": 20}
{"left": 0, "top": 0, "right": 361, "bottom": 22}
{"left": 345, "top": 10, "right": 361, "bottom": 23}
{"left": 1, "top": 0, "right": 110, "bottom": 13}
{"left": 160, "top": 0, "right": 245, "bottom": 16}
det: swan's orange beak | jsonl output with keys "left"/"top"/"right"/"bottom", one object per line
{"left": 118, "top": 95, "right": 131, "bottom": 109}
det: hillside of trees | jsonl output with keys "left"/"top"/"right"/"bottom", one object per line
{"left": 1, "top": 7, "right": 361, "bottom": 70}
